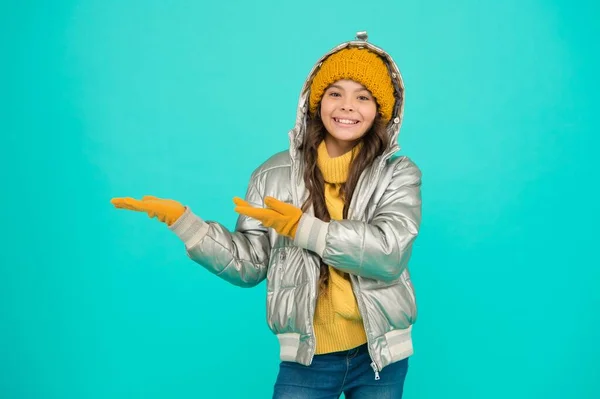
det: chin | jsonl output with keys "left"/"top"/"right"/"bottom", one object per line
{"left": 332, "top": 133, "right": 360, "bottom": 142}
{"left": 331, "top": 128, "right": 365, "bottom": 141}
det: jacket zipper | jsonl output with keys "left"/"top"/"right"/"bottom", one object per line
{"left": 370, "top": 361, "right": 381, "bottom": 380}
{"left": 347, "top": 161, "right": 387, "bottom": 381}
{"left": 352, "top": 276, "right": 381, "bottom": 380}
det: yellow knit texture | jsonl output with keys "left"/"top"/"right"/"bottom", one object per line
{"left": 309, "top": 48, "right": 395, "bottom": 122}
{"left": 313, "top": 141, "right": 368, "bottom": 354}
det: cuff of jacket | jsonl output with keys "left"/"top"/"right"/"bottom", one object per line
{"left": 168, "top": 207, "right": 210, "bottom": 248}
{"left": 294, "top": 214, "right": 329, "bottom": 257}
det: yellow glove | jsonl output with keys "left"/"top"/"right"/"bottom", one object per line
{"left": 233, "top": 196, "right": 302, "bottom": 239}
{"left": 110, "top": 195, "right": 185, "bottom": 226}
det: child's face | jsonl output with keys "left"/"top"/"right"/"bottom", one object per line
{"left": 320, "top": 79, "right": 377, "bottom": 155}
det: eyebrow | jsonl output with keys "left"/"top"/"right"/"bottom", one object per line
{"left": 327, "top": 84, "right": 371, "bottom": 94}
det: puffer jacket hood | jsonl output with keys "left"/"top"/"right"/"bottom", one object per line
{"left": 289, "top": 31, "right": 406, "bottom": 166}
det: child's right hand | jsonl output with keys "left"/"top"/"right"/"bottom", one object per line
{"left": 110, "top": 195, "right": 185, "bottom": 226}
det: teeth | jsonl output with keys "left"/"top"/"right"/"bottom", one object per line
{"left": 335, "top": 118, "right": 359, "bottom": 125}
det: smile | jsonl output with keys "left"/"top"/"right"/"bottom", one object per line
{"left": 333, "top": 117, "right": 360, "bottom": 125}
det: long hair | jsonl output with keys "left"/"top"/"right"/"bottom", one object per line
{"left": 298, "top": 107, "right": 389, "bottom": 293}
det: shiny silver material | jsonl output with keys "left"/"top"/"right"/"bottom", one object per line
{"left": 169, "top": 33, "right": 422, "bottom": 373}
{"left": 355, "top": 31, "right": 368, "bottom": 41}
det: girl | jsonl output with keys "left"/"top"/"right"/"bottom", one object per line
{"left": 112, "top": 31, "right": 422, "bottom": 398}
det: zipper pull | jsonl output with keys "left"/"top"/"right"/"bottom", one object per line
{"left": 370, "top": 361, "right": 380, "bottom": 380}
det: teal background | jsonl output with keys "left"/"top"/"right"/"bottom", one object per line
{"left": 2, "top": 0, "right": 599, "bottom": 397}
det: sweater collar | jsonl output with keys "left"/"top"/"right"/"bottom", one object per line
{"left": 317, "top": 140, "right": 363, "bottom": 184}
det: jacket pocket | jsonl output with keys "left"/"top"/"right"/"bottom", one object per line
{"left": 400, "top": 269, "right": 417, "bottom": 322}
{"left": 360, "top": 277, "right": 416, "bottom": 327}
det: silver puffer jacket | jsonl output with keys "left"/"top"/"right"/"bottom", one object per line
{"left": 169, "top": 32, "right": 422, "bottom": 378}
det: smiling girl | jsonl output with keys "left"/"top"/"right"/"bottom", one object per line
{"left": 111, "top": 31, "right": 422, "bottom": 398}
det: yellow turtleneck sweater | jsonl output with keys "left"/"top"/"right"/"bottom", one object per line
{"left": 313, "top": 140, "right": 368, "bottom": 354}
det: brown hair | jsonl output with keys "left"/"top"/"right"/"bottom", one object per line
{"left": 298, "top": 107, "right": 389, "bottom": 293}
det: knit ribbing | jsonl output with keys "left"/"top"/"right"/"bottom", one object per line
{"left": 317, "top": 140, "right": 363, "bottom": 184}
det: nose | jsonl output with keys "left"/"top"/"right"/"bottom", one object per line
{"left": 340, "top": 100, "right": 355, "bottom": 112}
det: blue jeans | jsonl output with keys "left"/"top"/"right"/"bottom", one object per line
{"left": 272, "top": 343, "right": 409, "bottom": 398}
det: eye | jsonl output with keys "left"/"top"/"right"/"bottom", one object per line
{"left": 358, "top": 95, "right": 371, "bottom": 101}
{"left": 328, "top": 91, "right": 341, "bottom": 97}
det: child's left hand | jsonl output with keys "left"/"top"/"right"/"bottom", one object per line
{"left": 233, "top": 196, "right": 302, "bottom": 239}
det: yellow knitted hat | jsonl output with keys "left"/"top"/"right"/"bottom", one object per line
{"left": 309, "top": 48, "right": 395, "bottom": 121}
